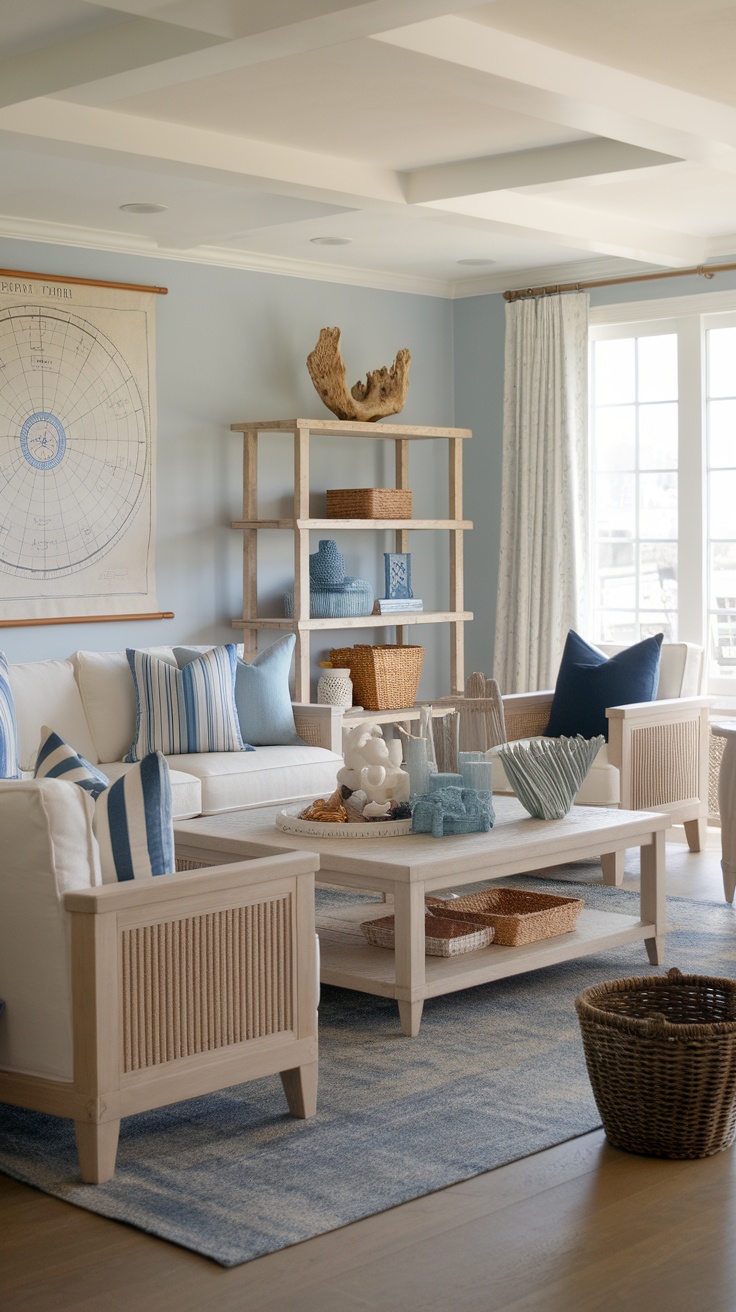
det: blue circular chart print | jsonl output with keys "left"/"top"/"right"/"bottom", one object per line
{"left": 0, "top": 305, "right": 149, "bottom": 578}
{"left": 20, "top": 412, "right": 67, "bottom": 471}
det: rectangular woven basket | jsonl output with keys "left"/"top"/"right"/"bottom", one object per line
{"left": 329, "top": 643, "right": 425, "bottom": 710}
{"left": 361, "top": 913, "right": 494, "bottom": 957}
{"left": 427, "top": 888, "right": 584, "bottom": 946}
{"left": 326, "top": 488, "right": 412, "bottom": 519}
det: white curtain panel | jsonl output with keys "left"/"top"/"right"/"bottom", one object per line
{"left": 495, "top": 292, "right": 589, "bottom": 693}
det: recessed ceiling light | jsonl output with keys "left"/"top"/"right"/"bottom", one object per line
{"left": 457, "top": 257, "right": 496, "bottom": 266}
{"left": 310, "top": 236, "right": 352, "bottom": 246}
{"left": 119, "top": 202, "right": 168, "bottom": 214}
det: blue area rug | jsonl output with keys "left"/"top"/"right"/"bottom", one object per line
{"left": 1, "top": 870, "right": 735, "bottom": 1267}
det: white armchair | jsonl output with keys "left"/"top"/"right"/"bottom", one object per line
{"left": 437, "top": 644, "right": 709, "bottom": 886}
{"left": 0, "top": 779, "right": 319, "bottom": 1183}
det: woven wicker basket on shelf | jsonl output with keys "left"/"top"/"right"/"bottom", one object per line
{"left": 329, "top": 643, "right": 424, "bottom": 710}
{"left": 575, "top": 969, "right": 736, "bottom": 1159}
{"left": 426, "top": 888, "right": 584, "bottom": 946}
{"left": 361, "top": 913, "right": 494, "bottom": 957}
{"left": 326, "top": 488, "right": 412, "bottom": 519}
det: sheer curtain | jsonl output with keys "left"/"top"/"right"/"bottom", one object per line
{"left": 494, "top": 292, "right": 589, "bottom": 693}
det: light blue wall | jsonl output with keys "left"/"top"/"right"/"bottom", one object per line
{"left": 452, "top": 292, "right": 506, "bottom": 677}
{"left": 0, "top": 238, "right": 454, "bottom": 698}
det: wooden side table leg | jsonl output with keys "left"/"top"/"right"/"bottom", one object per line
{"left": 601, "top": 850, "right": 625, "bottom": 886}
{"left": 393, "top": 882, "right": 425, "bottom": 1037}
{"left": 640, "top": 828, "right": 666, "bottom": 965}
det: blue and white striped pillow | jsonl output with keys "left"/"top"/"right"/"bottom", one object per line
{"left": 34, "top": 726, "right": 110, "bottom": 799}
{"left": 94, "top": 751, "right": 174, "bottom": 884}
{"left": 0, "top": 651, "right": 20, "bottom": 779}
{"left": 125, "top": 645, "right": 248, "bottom": 762}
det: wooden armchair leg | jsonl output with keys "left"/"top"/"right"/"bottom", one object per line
{"left": 74, "top": 1118, "right": 121, "bottom": 1184}
{"left": 601, "top": 851, "right": 625, "bottom": 887}
{"left": 280, "top": 1061, "right": 318, "bottom": 1119}
{"left": 684, "top": 817, "right": 706, "bottom": 853}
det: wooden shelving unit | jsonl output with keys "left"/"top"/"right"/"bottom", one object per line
{"left": 229, "top": 417, "right": 473, "bottom": 703}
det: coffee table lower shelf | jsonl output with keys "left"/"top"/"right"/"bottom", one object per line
{"left": 317, "top": 903, "right": 656, "bottom": 1001}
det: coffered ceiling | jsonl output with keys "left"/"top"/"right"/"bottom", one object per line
{"left": 1, "top": 0, "right": 735, "bottom": 295}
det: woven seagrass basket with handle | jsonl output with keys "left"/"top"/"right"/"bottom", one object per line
{"left": 575, "top": 967, "right": 736, "bottom": 1159}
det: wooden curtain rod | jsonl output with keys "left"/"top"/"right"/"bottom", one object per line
{"left": 503, "top": 260, "right": 736, "bottom": 302}
{"left": 0, "top": 612, "right": 175, "bottom": 628}
{"left": 0, "top": 267, "right": 168, "bottom": 295}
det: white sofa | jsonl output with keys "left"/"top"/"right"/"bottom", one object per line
{"left": 7, "top": 646, "right": 343, "bottom": 819}
{"left": 0, "top": 777, "right": 320, "bottom": 1182}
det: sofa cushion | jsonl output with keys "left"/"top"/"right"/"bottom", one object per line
{"left": 176, "top": 632, "right": 304, "bottom": 747}
{"left": 94, "top": 752, "right": 175, "bottom": 884}
{"left": 0, "top": 779, "right": 101, "bottom": 1082}
{"left": 0, "top": 652, "right": 20, "bottom": 779}
{"left": 102, "top": 760, "right": 202, "bottom": 820}
{"left": 34, "top": 726, "right": 109, "bottom": 798}
{"left": 9, "top": 656, "right": 99, "bottom": 770}
{"left": 489, "top": 740, "right": 620, "bottom": 806}
{"left": 125, "top": 645, "right": 249, "bottom": 761}
{"left": 545, "top": 631, "right": 663, "bottom": 742}
{"left": 74, "top": 646, "right": 177, "bottom": 764}
{"left": 166, "top": 744, "right": 342, "bottom": 815}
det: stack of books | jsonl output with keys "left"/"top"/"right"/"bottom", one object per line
{"left": 372, "top": 598, "right": 424, "bottom": 614}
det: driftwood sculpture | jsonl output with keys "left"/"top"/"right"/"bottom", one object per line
{"left": 306, "top": 327, "right": 411, "bottom": 422}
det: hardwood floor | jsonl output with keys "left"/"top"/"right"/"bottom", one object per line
{"left": 2, "top": 828, "right": 734, "bottom": 1312}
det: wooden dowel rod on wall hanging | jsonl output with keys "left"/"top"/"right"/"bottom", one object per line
{"left": 0, "top": 267, "right": 168, "bottom": 295}
{"left": 0, "top": 612, "right": 175, "bottom": 628}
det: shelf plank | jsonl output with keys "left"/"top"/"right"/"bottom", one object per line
{"left": 232, "top": 611, "right": 473, "bottom": 631}
{"left": 317, "top": 904, "right": 653, "bottom": 999}
{"left": 230, "top": 419, "right": 472, "bottom": 438}
{"left": 230, "top": 518, "right": 473, "bottom": 530}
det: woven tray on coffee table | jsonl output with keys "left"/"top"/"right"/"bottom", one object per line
{"left": 426, "top": 888, "right": 584, "bottom": 946}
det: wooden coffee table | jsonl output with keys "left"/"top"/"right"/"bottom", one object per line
{"left": 175, "top": 797, "right": 668, "bottom": 1037}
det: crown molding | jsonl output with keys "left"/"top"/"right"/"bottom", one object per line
{"left": 447, "top": 255, "right": 668, "bottom": 299}
{"left": 0, "top": 213, "right": 453, "bottom": 297}
{"left": 0, "top": 212, "right": 702, "bottom": 303}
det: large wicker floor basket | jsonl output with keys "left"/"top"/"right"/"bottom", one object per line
{"left": 575, "top": 968, "right": 736, "bottom": 1159}
{"left": 330, "top": 644, "right": 424, "bottom": 710}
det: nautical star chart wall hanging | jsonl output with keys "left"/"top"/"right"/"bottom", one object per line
{"left": 0, "top": 269, "right": 166, "bottom": 623}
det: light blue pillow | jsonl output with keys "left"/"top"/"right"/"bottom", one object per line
{"left": 125, "top": 644, "right": 249, "bottom": 761}
{"left": 34, "top": 726, "right": 109, "bottom": 799}
{"left": 94, "top": 752, "right": 175, "bottom": 884}
{"left": 0, "top": 651, "right": 20, "bottom": 780}
{"left": 175, "top": 634, "right": 303, "bottom": 747}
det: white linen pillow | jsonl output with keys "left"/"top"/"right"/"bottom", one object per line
{"left": 9, "top": 657, "right": 99, "bottom": 770}
{"left": 74, "top": 647, "right": 177, "bottom": 764}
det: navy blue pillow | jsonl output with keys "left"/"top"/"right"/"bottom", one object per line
{"left": 545, "top": 631, "right": 664, "bottom": 741}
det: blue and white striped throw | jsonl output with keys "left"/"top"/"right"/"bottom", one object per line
{"left": 125, "top": 645, "right": 248, "bottom": 762}
{"left": 93, "top": 751, "right": 174, "bottom": 883}
{"left": 34, "top": 726, "right": 110, "bottom": 798}
{"left": 0, "top": 651, "right": 20, "bottom": 779}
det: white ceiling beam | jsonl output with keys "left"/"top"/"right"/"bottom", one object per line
{"left": 404, "top": 138, "right": 682, "bottom": 204}
{"left": 421, "top": 192, "right": 704, "bottom": 268}
{"left": 0, "top": 98, "right": 405, "bottom": 206}
{"left": 0, "top": 17, "right": 225, "bottom": 110}
{"left": 87, "top": 0, "right": 488, "bottom": 41}
{"left": 375, "top": 18, "right": 736, "bottom": 172}
{"left": 64, "top": 0, "right": 494, "bottom": 105}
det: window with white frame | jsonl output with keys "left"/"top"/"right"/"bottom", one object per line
{"left": 589, "top": 289, "right": 736, "bottom": 697}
